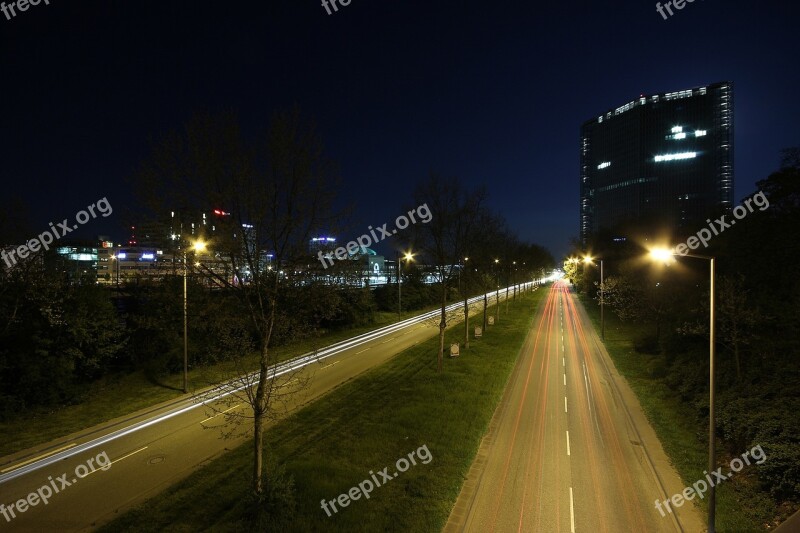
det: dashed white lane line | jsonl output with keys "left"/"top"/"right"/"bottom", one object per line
{"left": 322, "top": 360, "right": 341, "bottom": 369}
{"left": 562, "top": 357, "right": 565, "bottom": 367}
{"left": 563, "top": 373, "right": 566, "bottom": 386}
{"left": 201, "top": 404, "right": 241, "bottom": 424}
{"left": 564, "top": 396, "right": 568, "bottom": 413}
{"left": 83, "top": 446, "right": 149, "bottom": 479}
{"left": 570, "top": 487, "right": 576, "bottom": 532}
{"left": 355, "top": 346, "right": 371, "bottom": 354}
{"left": 566, "top": 430, "right": 571, "bottom": 456}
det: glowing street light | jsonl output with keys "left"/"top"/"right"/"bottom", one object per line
{"left": 398, "top": 251, "right": 414, "bottom": 316}
{"left": 184, "top": 239, "right": 208, "bottom": 394}
{"left": 493, "top": 259, "right": 500, "bottom": 323}
{"left": 649, "top": 247, "right": 673, "bottom": 263}
{"left": 648, "top": 246, "right": 717, "bottom": 533}
{"left": 583, "top": 255, "right": 605, "bottom": 340}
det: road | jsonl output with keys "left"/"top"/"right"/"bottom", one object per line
{"left": 446, "top": 281, "right": 704, "bottom": 533}
{"left": 0, "top": 283, "right": 539, "bottom": 532}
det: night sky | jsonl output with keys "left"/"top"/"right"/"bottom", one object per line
{"left": 1, "top": 0, "right": 798, "bottom": 258}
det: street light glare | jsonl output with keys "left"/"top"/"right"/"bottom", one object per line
{"left": 404, "top": 252, "right": 414, "bottom": 261}
{"left": 649, "top": 248, "right": 674, "bottom": 262}
{"left": 192, "top": 240, "right": 207, "bottom": 252}
{"left": 583, "top": 255, "right": 594, "bottom": 264}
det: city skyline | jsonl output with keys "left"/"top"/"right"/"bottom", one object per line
{"left": 1, "top": 2, "right": 798, "bottom": 257}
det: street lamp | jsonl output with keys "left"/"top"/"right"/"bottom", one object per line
{"left": 110, "top": 252, "right": 120, "bottom": 290}
{"left": 184, "top": 239, "right": 207, "bottom": 394}
{"left": 512, "top": 261, "right": 517, "bottom": 301}
{"left": 494, "top": 259, "right": 500, "bottom": 323}
{"left": 462, "top": 257, "right": 470, "bottom": 349}
{"left": 398, "top": 251, "right": 414, "bottom": 316}
{"left": 650, "top": 247, "right": 716, "bottom": 533}
{"left": 583, "top": 255, "right": 605, "bottom": 341}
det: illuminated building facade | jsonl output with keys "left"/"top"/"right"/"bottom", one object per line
{"left": 580, "top": 81, "right": 733, "bottom": 244}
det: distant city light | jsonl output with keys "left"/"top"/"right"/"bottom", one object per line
{"left": 597, "top": 161, "right": 611, "bottom": 169}
{"left": 671, "top": 126, "right": 683, "bottom": 133}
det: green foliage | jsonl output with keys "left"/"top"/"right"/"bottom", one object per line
{"left": 581, "top": 150, "right": 800, "bottom": 520}
{"left": 0, "top": 256, "right": 126, "bottom": 418}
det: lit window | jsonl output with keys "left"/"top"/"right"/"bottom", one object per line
{"left": 671, "top": 126, "right": 683, "bottom": 133}
{"left": 666, "top": 132, "right": 688, "bottom": 140}
{"left": 654, "top": 152, "right": 697, "bottom": 162}
{"left": 695, "top": 130, "right": 707, "bottom": 137}
{"left": 597, "top": 162, "right": 611, "bottom": 169}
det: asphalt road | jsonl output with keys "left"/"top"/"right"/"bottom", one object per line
{"left": 446, "top": 281, "right": 704, "bottom": 533}
{"left": 0, "top": 283, "right": 537, "bottom": 532}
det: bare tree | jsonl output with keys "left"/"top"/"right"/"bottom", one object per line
{"left": 412, "top": 175, "right": 486, "bottom": 371}
{"left": 135, "top": 109, "right": 342, "bottom": 495}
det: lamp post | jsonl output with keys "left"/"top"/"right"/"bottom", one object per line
{"left": 494, "top": 259, "right": 500, "bottom": 323}
{"left": 583, "top": 255, "right": 605, "bottom": 341}
{"left": 397, "top": 251, "right": 413, "bottom": 316}
{"left": 184, "top": 240, "right": 206, "bottom": 394}
{"left": 110, "top": 249, "right": 121, "bottom": 290}
{"left": 512, "top": 261, "right": 517, "bottom": 301}
{"left": 650, "top": 248, "right": 716, "bottom": 532}
{"left": 462, "top": 257, "right": 469, "bottom": 349}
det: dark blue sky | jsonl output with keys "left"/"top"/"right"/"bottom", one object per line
{"left": 1, "top": 0, "right": 798, "bottom": 257}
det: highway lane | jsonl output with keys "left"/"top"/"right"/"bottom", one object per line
{"left": 0, "top": 282, "right": 543, "bottom": 532}
{"left": 446, "top": 281, "right": 703, "bottom": 533}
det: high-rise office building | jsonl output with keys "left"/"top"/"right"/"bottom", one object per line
{"left": 580, "top": 81, "right": 733, "bottom": 244}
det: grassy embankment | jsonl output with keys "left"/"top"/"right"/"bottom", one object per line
{"left": 0, "top": 307, "right": 439, "bottom": 457}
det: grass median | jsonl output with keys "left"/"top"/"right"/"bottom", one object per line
{"left": 99, "top": 286, "right": 548, "bottom": 532}
{"left": 578, "top": 293, "right": 771, "bottom": 532}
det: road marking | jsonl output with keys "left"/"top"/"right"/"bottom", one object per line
{"left": 562, "top": 357, "right": 565, "bottom": 367}
{"left": 563, "top": 373, "right": 566, "bottom": 385}
{"left": 82, "top": 446, "right": 149, "bottom": 478}
{"left": 582, "top": 363, "right": 592, "bottom": 413}
{"left": 1, "top": 443, "right": 78, "bottom": 473}
{"left": 201, "top": 404, "right": 241, "bottom": 424}
{"left": 566, "top": 430, "right": 571, "bottom": 456}
{"left": 322, "top": 360, "right": 342, "bottom": 369}
{"left": 564, "top": 396, "right": 568, "bottom": 412}
{"left": 569, "top": 486, "right": 576, "bottom": 532}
